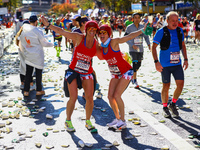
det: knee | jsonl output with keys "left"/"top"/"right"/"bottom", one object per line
{"left": 69, "top": 95, "right": 78, "bottom": 103}
{"left": 113, "top": 93, "right": 121, "bottom": 101}
{"left": 162, "top": 83, "right": 170, "bottom": 91}
{"left": 108, "top": 94, "right": 114, "bottom": 102}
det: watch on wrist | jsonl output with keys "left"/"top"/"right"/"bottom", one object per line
{"left": 184, "top": 58, "right": 188, "bottom": 61}
{"left": 154, "top": 60, "right": 158, "bottom": 63}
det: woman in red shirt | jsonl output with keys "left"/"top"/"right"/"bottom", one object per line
{"left": 98, "top": 24, "right": 147, "bottom": 130}
{"left": 41, "top": 17, "right": 100, "bottom": 132}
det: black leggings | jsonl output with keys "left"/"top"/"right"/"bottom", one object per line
{"left": 24, "top": 64, "right": 42, "bottom": 92}
{"left": 20, "top": 74, "right": 33, "bottom": 83}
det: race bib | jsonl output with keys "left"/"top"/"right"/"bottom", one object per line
{"left": 75, "top": 60, "right": 90, "bottom": 73}
{"left": 198, "top": 25, "right": 200, "bottom": 28}
{"left": 170, "top": 52, "right": 180, "bottom": 64}
{"left": 134, "top": 37, "right": 143, "bottom": 45}
{"left": 55, "top": 33, "right": 61, "bottom": 36}
{"left": 109, "top": 65, "right": 121, "bottom": 75}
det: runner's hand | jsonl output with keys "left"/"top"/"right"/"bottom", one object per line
{"left": 132, "top": 45, "right": 139, "bottom": 50}
{"left": 155, "top": 62, "right": 163, "bottom": 72}
{"left": 183, "top": 60, "right": 188, "bottom": 70}
{"left": 41, "top": 16, "right": 49, "bottom": 26}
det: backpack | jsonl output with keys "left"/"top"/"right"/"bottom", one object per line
{"left": 160, "top": 26, "right": 182, "bottom": 50}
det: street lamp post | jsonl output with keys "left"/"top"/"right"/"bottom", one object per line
{"left": 147, "top": 0, "right": 149, "bottom": 14}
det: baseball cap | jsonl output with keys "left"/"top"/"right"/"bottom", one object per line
{"left": 71, "top": 14, "right": 81, "bottom": 20}
{"left": 132, "top": 13, "right": 140, "bottom": 17}
{"left": 99, "top": 24, "right": 112, "bottom": 36}
{"left": 85, "top": 21, "right": 99, "bottom": 32}
{"left": 103, "top": 14, "right": 109, "bottom": 18}
{"left": 29, "top": 15, "right": 37, "bottom": 22}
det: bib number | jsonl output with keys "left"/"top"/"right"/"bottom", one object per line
{"left": 170, "top": 52, "right": 180, "bottom": 64}
{"left": 134, "top": 37, "right": 142, "bottom": 45}
{"left": 109, "top": 65, "right": 121, "bottom": 75}
{"left": 75, "top": 60, "right": 90, "bottom": 73}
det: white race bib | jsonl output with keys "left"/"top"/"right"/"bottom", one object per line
{"left": 134, "top": 37, "right": 143, "bottom": 45}
{"left": 170, "top": 52, "right": 180, "bottom": 64}
{"left": 75, "top": 60, "right": 90, "bottom": 73}
{"left": 109, "top": 65, "right": 121, "bottom": 75}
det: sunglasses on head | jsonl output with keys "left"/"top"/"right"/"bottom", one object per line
{"left": 88, "top": 27, "right": 97, "bottom": 31}
{"left": 99, "top": 30, "right": 107, "bottom": 35}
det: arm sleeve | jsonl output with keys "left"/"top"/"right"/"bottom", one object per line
{"left": 144, "top": 34, "right": 150, "bottom": 45}
{"left": 125, "top": 26, "right": 134, "bottom": 47}
{"left": 38, "top": 30, "right": 54, "bottom": 47}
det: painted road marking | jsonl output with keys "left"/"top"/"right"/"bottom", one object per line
{"left": 131, "top": 103, "right": 195, "bottom": 150}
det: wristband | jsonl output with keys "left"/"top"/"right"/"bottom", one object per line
{"left": 141, "top": 29, "right": 145, "bottom": 34}
{"left": 184, "top": 58, "right": 188, "bottom": 61}
{"left": 47, "top": 23, "right": 51, "bottom": 28}
{"left": 154, "top": 60, "right": 158, "bottom": 63}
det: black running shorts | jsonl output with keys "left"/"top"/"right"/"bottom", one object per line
{"left": 129, "top": 52, "right": 143, "bottom": 61}
{"left": 161, "top": 65, "right": 184, "bottom": 83}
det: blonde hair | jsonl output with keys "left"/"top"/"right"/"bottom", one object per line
{"left": 166, "top": 11, "right": 179, "bottom": 21}
{"left": 196, "top": 14, "right": 200, "bottom": 19}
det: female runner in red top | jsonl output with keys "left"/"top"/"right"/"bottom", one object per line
{"left": 41, "top": 16, "right": 100, "bottom": 132}
{"left": 98, "top": 24, "right": 147, "bottom": 130}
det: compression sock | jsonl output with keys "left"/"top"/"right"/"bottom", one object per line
{"left": 172, "top": 98, "right": 178, "bottom": 103}
{"left": 163, "top": 103, "right": 168, "bottom": 107}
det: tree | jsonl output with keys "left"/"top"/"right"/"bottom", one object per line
{"left": 101, "top": 0, "right": 132, "bottom": 14}
{"left": 49, "top": 3, "right": 78, "bottom": 16}
{"left": 0, "top": 0, "right": 22, "bottom": 14}
{"left": 76, "top": 0, "right": 95, "bottom": 10}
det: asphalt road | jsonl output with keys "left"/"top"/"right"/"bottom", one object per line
{"left": 0, "top": 30, "right": 200, "bottom": 150}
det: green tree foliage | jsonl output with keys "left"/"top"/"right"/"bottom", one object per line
{"left": 101, "top": 0, "right": 132, "bottom": 13}
{"left": 0, "top": 0, "right": 22, "bottom": 13}
{"left": 76, "top": 0, "right": 95, "bottom": 10}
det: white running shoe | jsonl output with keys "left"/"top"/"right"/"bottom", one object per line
{"left": 20, "top": 84, "right": 24, "bottom": 90}
{"left": 113, "top": 119, "right": 127, "bottom": 130}
{"left": 107, "top": 119, "right": 118, "bottom": 128}
{"left": 30, "top": 84, "right": 36, "bottom": 91}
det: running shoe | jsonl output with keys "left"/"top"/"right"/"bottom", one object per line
{"left": 30, "top": 84, "right": 36, "bottom": 91}
{"left": 85, "top": 120, "right": 95, "bottom": 130}
{"left": 65, "top": 120, "right": 75, "bottom": 132}
{"left": 107, "top": 119, "right": 118, "bottom": 128}
{"left": 113, "top": 119, "right": 127, "bottom": 130}
{"left": 36, "top": 91, "right": 45, "bottom": 96}
{"left": 20, "top": 84, "right": 24, "bottom": 90}
{"left": 24, "top": 91, "right": 29, "bottom": 97}
{"left": 163, "top": 107, "right": 171, "bottom": 118}
{"left": 168, "top": 102, "right": 179, "bottom": 118}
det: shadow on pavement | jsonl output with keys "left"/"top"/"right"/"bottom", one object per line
{"left": 58, "top": 57, "right": 70, "bottom": 65}
{"left": 77, "top": 96, "right": 158, "bottom": 149}
{"left": 77, "top": 95, "right": 115, "bottom": 127}
{"left": 138, "top": 86, "right": 191, "bottom": 112}
{"left": 170, "top": 117, "right": 200, "bottom": 137}
{"left": 121, "top": 128, "right": 158, "bottom": 149}
{"left": 22, "top": 91, "right": 65, "bottom": 126}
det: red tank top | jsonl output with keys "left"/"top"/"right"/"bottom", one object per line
{"left": 102, "top": 44, "right": 132, "bottom": 75}
{"left": 69, "top": 36, "right": 96, "bottom": 74}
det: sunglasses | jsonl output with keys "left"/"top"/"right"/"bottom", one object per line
{"left": 88, "top": 27, "right": 97, "bottom": 31}
{"left": 99, "top": 30, "right": 107, "bottom": 35}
